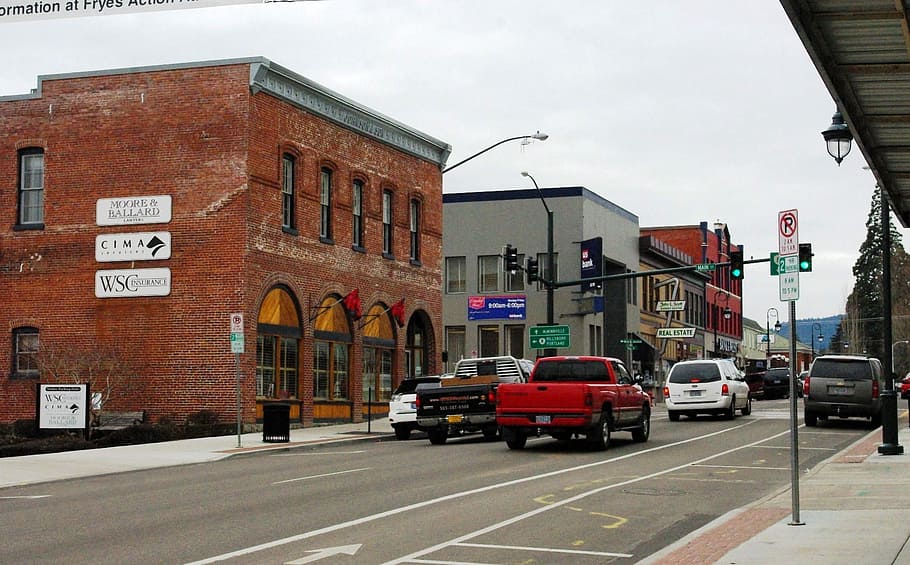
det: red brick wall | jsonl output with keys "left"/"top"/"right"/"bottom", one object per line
{"left": 0, "top": 62, "right": 443, "bottom": 425}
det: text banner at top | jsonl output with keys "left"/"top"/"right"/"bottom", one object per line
{"left": 0, "top": 0, "right": 271, "bottom": 24}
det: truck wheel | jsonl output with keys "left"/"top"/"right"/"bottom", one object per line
{"left": 394, "top": 426, "right": 411, "bottom": 441}
{"left": 804, "top": 410, "right": 818, "bottom": 427}
{"left": 428, "top": 427, "right": 448, "bottom": 445}
{"left": 588, "top": 413, "right": 611, "bottom": 451}
{"left": 503, "top": 427, "right": 527, "bottom": 450}
{"left": 482, "top": 425, "right": 500, "bottom": 441}
{"left": 632, "top": 407, "right": 650, "bottom": 442}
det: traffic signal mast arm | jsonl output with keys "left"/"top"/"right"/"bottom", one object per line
{"left": 549, "top": 257, "right": 770, "bottom": 289}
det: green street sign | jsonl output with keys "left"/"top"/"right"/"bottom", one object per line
{"left": 695, "top": 263, "right": 716, "bottom": 272}
{"left": 529, "top": 325, "right": 570, "bottom": 349}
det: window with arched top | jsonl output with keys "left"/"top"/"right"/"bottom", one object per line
{"left": 362, "top": 304, "right": 396, "bottom": 402}
{"left": 256, "top": 287, "right": 302, "bottom": 399}
{"left": 312, "top": 295, "right": 352, "bottom": 401}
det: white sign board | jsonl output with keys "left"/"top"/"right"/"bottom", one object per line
{"left": 95, "top": 268, "right": 171, "bottom": 298}
{"left": 778, "top": 209, "right": 799, "bottom": 256}
{"left": 656, "top": 300, "right": 686, "bottom": 312}
{"left": 656, "top": 327, "right": 697, "bottom": 339}
{"left": 37, "top": 384, "right": 89, "bottom": 429}
{"left": 95, "top": 232, "right": 172, "bottom": 262}
{"left": 96, "top": 195, "right": 172, "bottom": 226}
{"left": 230, "top": 313, "right": 244, "bottom": 333}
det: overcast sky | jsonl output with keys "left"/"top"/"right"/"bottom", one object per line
{"left": 2, "top": 0, "right": 895, "bottom": 326}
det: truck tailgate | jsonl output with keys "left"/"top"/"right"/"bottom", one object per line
{"left": 497, "top": 382, "right": 590, "bottom": 415}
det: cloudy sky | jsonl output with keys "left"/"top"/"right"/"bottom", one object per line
{"left": 2, "top": 0, "right": 894, "bottom": 325}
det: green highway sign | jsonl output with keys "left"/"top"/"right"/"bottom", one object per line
{"left": 619, "top": 338, "right": 643, "bottom": 344}
{"left": 529, "top": 325, "right": 570, "bottom": 349}
{"left": 695, "top": 263, "right": 716, "bottom": 272}
{"left": 770, "top": 252, "right": 779, "bottom": 275}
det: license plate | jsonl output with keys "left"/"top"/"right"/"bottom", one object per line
{"left": 687, "top": 390, "right": 703, "bottom": 397}
{"left": 536, "top": 415, "right": 551, "bottom": 424}
{"left": 447, "top": 414, "right": 463, "bottom": 424}
{"left": 773, "top": 379, "right": 781, "bottom": 384}
{"left": 829, "top": 386, "right": 850, "bottom": 395}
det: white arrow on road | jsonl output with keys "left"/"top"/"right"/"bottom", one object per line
{"left": 284, "top": 544, "right": 362, "bottom": 564}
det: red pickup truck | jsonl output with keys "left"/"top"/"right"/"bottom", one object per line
{"left": 496, "top": 356, "right": 651, "bottom": 450}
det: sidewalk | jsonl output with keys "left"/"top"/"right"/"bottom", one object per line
{"left": 2, "top": 413, "right": 909, "bottom": 564}
{"left": 0, "top": 417, "right": 394, "bottom": 489}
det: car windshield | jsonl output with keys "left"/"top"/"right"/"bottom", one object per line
{"left": 812, "top": 359, "right": 873, "bottom": 380}
{"left": 393, "top": 378, "right": 440, "bottom": 395}
{"left": 532, "top": 360, "right": 610, "bottom": 382}
{"left": 668, "top": 363, "right": 721, "bottom": 383}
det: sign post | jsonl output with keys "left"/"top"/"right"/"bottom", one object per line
{"left": 230, "top": 313, "right": 244, "bottom": 448}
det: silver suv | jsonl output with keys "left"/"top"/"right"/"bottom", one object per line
{"left": 803, "top": 355, "right": 883, "bottom": 427}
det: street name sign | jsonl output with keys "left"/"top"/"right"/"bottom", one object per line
{"left": 656, "top": 300, "right": 686, "bottom": 312}
{"left": 529, "top": 325, "right": 570, "bottom": 349}
{"left": 695, "top": 263, "right": 716, "bottom": 272}
{"left": 656, "top": 327, "right": 696, "bottom": 339}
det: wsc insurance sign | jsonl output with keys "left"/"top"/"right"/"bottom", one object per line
{"left": 95, "top": 267, "right": 171, "bottom": 298}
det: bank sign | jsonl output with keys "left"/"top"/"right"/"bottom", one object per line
{"left": 580, "top": 236, "right": 603, "bottom": 292}
{"left": 95, "top": 267, "right": 171, "bottom": 298}
{"left": 467, "top": 295, "right": 526, "bottom": 320}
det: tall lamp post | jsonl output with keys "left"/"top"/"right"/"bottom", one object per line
{"left": 714, "top": 291, "right": 732, "bottom": 359}
{"left": 521, "top": 171, "right": 556, "bottom": 357}
{"left": 442, "top": 132, "right": 548, "bottom": 174}
{"left": 766, "top": 307, "right": 781, "bottom": 368}
{"left": 811, "top": 322, "right": 823, "bottom": 359}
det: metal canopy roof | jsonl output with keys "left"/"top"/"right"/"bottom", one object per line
{"left": 781, "top": 0, "right": 910, "bottom": 227}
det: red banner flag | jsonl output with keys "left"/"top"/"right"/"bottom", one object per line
{"left": 390, "top": 298, "right": 405, "bottom": 327}
{"left": 342, "top": 289, "right": 362, "bottom": 321}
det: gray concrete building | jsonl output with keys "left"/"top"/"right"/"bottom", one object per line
{"left": 441, "top": 187, "right": 640, "bottom": 371}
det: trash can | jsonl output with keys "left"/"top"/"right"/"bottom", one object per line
{"left": 262, "top": 403, "right": 290, "bottom": 443}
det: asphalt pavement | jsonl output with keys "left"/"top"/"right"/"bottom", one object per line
{"left": 2, "top": 409, "right": 909, "bottom": 564}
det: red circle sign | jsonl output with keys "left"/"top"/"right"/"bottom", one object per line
{"left": 779, "top": 212, "right": 797, "bottom": 237}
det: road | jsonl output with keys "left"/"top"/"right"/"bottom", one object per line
{"left": 0, "top": 399, "right": 870, "bottom": 564}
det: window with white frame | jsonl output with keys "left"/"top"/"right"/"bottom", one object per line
{"left": 446, "top": 257, "right": 466, "bottom": 293}
{"left": 352, "top": 179, "right": 364, "bottom": 249}
{"left": 13, "top": 327, "right": 39, "bottom": 379}
{"left": 478, "top": 255, "right": 500, "bottom": 293}
{"left": 382, "top": 190, "right": 393, "bottom": 255}
{"left": 505, "top": 325, "right": 525, "bottom": 359}
{"left": 409, "top": 198, "right": 420, "bottom": 262}
{"left": 478, "top": 325, "right": 500, "bottom": 357}
{"left": 320, "top": 168, "right": 333, "bottom": 240}
{"left": 18, "top": 148, "right": 44, "bottom": 226}
{"left": 505, "top": 253, "right": 525, "bottom": 291}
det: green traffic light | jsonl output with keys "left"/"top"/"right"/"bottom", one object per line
{"left": 732, "top": 268, "right": 742, "bottom": 277}
{"left": 800, "top": 260, "right": 810, "bottom": 271}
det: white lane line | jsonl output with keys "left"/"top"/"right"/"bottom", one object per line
{"left": 752, "top": 445, "right": 835, "bottom": 451}
{"left": 186, "top": 421, "right": 762, "bottom": 564}
{"left": 455, "top": 542, "right": 632, "bottom": 558}
{"left": 384, "top": 425, "right": 791, "bottom": 565}
{"left": 272, "top": 468, "right": 371, "bottom": 485}
{"left": 0, "top": 495, "right": 52, "bottom": 499}
{"left": 270, "top": 451, "right": 367, "bottom": 456}
{"left": 690, "top": 464, "right": 789, "bottom": 471}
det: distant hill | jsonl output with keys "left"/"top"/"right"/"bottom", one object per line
{"left": 778, "top": 315, "right": 843, "bottom": 353}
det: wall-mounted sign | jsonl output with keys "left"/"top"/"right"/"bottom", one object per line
{"left": 656, "top": 327, "right": 697, "bottom": 339}
{"left": 96, "top": 195, "right": 172, "bottom": 226}
{"left": 580, "top": 237, "right": 603, "bottom": 292}
{"left": 467, "top": 295, "right": 526, "bottom": 320}
{"left": 656, "top": 300, "right": 686, "bottom": 312}
{"left": 37, "top": 384, "right": 89, "bottom": 430}
{"left": 95, "top": 268, "right": 171, "bottom": 298}
{"left": 95, "top": 232, "right": 172, "bottom": 262}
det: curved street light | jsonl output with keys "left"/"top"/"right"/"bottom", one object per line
{"left": 822, "top": 109, "right": 853, "bottom": 166}
{"left": 811, "top": 322, "right": 824, "bottom": 359}
{"left": 442, "top": 131, "right": 548, "bottom": 174}
{"left": 520, "top": 171, "right": 555, "bottom": 356}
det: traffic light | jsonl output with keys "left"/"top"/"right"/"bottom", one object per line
{"left": 504, "top": 244, "right": 519, "bottom": 274}
{"left": 799, "top": 243, "right": 813, "bottom": 272}
{"left": 730, "top": 250, "right": 744, "bottom": 279}
{"left": 526, "top": 257, "right": 539, "bottom": 283}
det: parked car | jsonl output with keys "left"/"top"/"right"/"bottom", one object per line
{"left": 762, "top": 367, "right": 791, "bottom": 400}
{"left": 898, "top": 372, "right": 910, "bottom": 399}
{"left": 663, "top": 359, "right": 752, "bottom": 421}
{"left": 803, "top": 355, "right": 884, "bottom": 427}
{"left": 745, "top": 371, "right": 765, "bottom": 399}
{"left": 388, "top": 376, "right": 443, "bottom": 440}
{"left": 797, "top": 371, "right": 808, "bottom": 398}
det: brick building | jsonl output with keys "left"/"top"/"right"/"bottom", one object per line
{"left": 1, "top": 58, "right": 450, "bottom": 426}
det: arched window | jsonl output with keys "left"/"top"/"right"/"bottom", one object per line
{"left": 313, "top": 295, "right": 352, "bottom": 400}
{"left": 362, "top": 303, "right": 396, "bottom": 402}
{"left": 256, "top": 287, "right": 302, "bottom": 398}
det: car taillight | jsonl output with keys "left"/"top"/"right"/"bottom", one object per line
{"left": 873, "top": 378, "right": 880, "bottom": 399}
{"left": 721, "top": 383, "right": 729, "bottom": 396}
{"left": 584, "top": 391, "right": 593, "bottom": 407}
{"left": 803, "top": 376, "right": 810, "bottom": 398}
{"left": 415, "top": 396, "right": 421, "bottom": 409}
{"left": 488, "top": 388, "right": 496, "bottom": 403}
{"left": 662, "top": 386, "right": 670, "bottom": 399}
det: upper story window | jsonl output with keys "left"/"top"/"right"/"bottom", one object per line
{"left": 505, "top": 253, "right": 525, "bottom": 292}
{"left": 18, "top": 148, "right": 44, "bottom": 227}
{"left": 12, "top": 327, "right": 39, "bottom": 379}
{"left": 537, "top": 252, "right": 559, "bottom": 291}
{"left": 320, "top": 168, "right": 333, "bottom": 241}
{"left": 409, "top": 198, "right": 421, "bottom": 263}
{"left": 478, "top": 255, "right": 500, "bottom": 293}
{"left": 445, "top": 256, "right": 466, "bottom": 293}
{"left": 352, "top": 179, "right": 364, "bottom": 249}
{"left": 281, "top": 154, "right": 296, "bottom": 231}
{"left": 382, "top": 190, "right": 393, "bottom": 256}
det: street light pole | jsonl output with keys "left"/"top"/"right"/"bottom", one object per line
{"left": 811, "top": 322, "right": 823, "bottom": 360}
{"left": 766, "top": 307, "right": 781, "bottom": 368}
{"left": 442, "top": 132, "right": 548, "bottom": 174}
{"left": 521, "top": 171, "right": 555, "bottom": 357}
{"left": 879, "top": 193, "right": 903, "bottom": 455}
{"left": 714, "top": 291, "right": 732, "bottom": 359}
